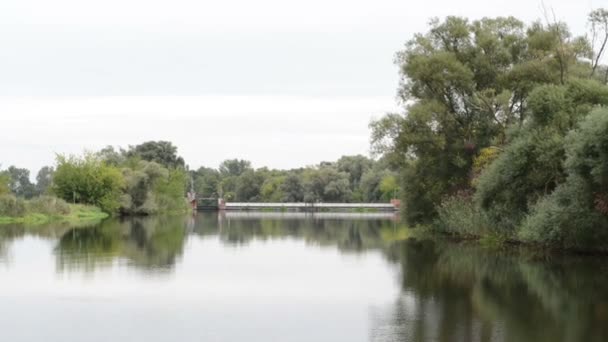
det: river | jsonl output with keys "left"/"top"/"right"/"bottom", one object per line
{"left": 0, "top": 212, "right": 606, "bottom": 341}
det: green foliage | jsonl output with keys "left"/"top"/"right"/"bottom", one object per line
{"left": 0, "top": 171, "right": 9, "bottom": 195}
{"left": 379, "top": 175, "right": 399, "bottom": 200}
{"left": 527, "top": 85, "right": 568, "bottom": 127}
{"left": 435, "top": 192, "right": 493, "bottom": 237}
{"left": 302, "top": 166, "right": 351, "bottom": 202}
{"left": 27, "top": 195, "right": 70, "bottom": 215}
{"left": 153, "top": 168, "right": 188, "bottom": 212}
{"left": 260, "top": 176, "right": 285, "bottom": 202}
{"left": 280, "top": 174, "right": 304, "bottom": 202}
{"left": 235, "top": 170, "right": 265, "bottom": 201}
{"left": 335, "top": 155, "right": 373, "bottom": 191}
{"left": 192, "top": 167, "right": 220, "bottom": 197}
{"left": 474, "top": 128, "right": 566, "bottom": 232}
{"left": 126, "top": 141, "right": 185, "bottom": 168}
{"left": 120, "top": 161, "right": 169, "bottom": 214}
{"left": 520, "top": 109, "right": 608, "bottom": 248}
{"left": 475, "top": 78, "right": 608, "bottom": 235}
{"left": 6, "top": 166, "right": 36, "bottom": 198}
{"left": 191, "top": 156, "right": 395, "bottom": 203}
{"left": 372, "top": 15, "right": 594, "bottom": 224}
{"left": 0, "top": 194, "right": 27, "bottom": 217}
{"left": 35, "top": 166, "right": 54, "bottom": 195}
{"left": 219, "top": 159, "right": 252, "bottom": 177}
{"left": 52, "top": 154, "right": 125, "bottom": 213}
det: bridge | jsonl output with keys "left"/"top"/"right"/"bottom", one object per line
{"left": 196, "top": 198, "right": 399, "bottom": 212}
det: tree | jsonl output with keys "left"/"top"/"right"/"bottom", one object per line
{"left": 335, "top": 155, "right": 373, "bottom": 191}
{"left": 52, "top": 154, "right": 125, "bottom": 213}
{"left": 127, "top": 141, "right": 185, "bottom": 169}
{"left": 219, "top": 159, "right": 252, "bottom": 177}
{"left": 120, "top": 161, "right": 168, "bottom": 214}
{"left": 7, "top": 166, "right": 36, "bottom": 198}
{"left": 303, "top": 167, "right": 351, "bottom": 202}
{"left": 371, "top": 16, "right": 590, "bottom": 224}
{"left": 0, "top": 171, "right": 9, "bottom": 195}
{"left": 589, "top": 9, "right": 608, "bottom": 78}
{"left": 281, "top": 173, "right": 304, "bottom": 202}
{"left": 35, "top": 166, "right": 54, "bottom": 195}
{"left": 97, "top": 146, "right": 128, "bottom": 166}
{"left": 193, "top": 167, "right": 221, "bottom": 197}
{"left": 474, "top": 80, "right": 608, "bottom": 232}
{"left": 260, "top": 176, "right": 286, "bottom": 202}
{"left": 519, "top": 108, "right": 608, "bottom": 248}
{"left": 235, "top": 170, "right": 265, "bottom": 202}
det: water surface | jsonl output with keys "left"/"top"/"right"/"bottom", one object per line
{"left": 0, "top": 212, "right": 606, "bottom": 342}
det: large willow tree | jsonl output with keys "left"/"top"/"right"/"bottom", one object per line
{"left": 372, "top": 15, "right": 598, "bottom": 224}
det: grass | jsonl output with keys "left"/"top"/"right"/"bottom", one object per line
{"left": 0, "top": 204, "right": 108, "bottom": 226}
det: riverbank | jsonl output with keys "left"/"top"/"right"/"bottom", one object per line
{"left": 0, "top": 204, "right": 108, "bottom": 226}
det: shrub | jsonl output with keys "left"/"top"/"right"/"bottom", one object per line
{"left": 0, "top": 194, "right": 27, "bottom": 217}
{"left": 435, "top": 192, "right": 493, "bottom": 237}
{"left": 27, "top": 196, "right": 71, "bottom": 216}
{"left": 52, "top": 154, "right": 124, "bottom": 213}
{"left": 519, "top": 176, "right": 608, "bottom": 248}
{"left": 474, "top": 127, "right": 565, "bottom": 233}
{"left": 520, "top": 108, "right": 608, "bottom": 249}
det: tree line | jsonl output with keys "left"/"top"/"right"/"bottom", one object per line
{"left": 371, "top": 10, "right": 608, "bottom": 250}
{"left": 192, "top": 156, "right": 399, "bottom": 203}
{"left": 1, "top": 141, "right": 400, "bottom": 217}
{"left": 0, "top": 141, "right": 189, "bottom": 217}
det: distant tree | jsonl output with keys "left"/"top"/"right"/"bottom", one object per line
{"left": 6, "top": 166, "right": 36, "bottom": 198}
{"left": 127, "top": 141, "right": 185, "bottom": 169}
{"left": 219, "top": 159, "right": 252, "bottom": 177}
{"left": 97, "top": 146, "right": 128, "bottom": 166}
{"left": 281, "top": 173, "right": 304, "bottom": 202}
{"left": 193, "top": 167, "right": 221, "bottom": 197}
{"left": 235, "top": 170, "right": 265, "bottom": 201}
{"left": 260, "top": 176, "right": 286, "bottom": 202}
{"left": 303, "top": 167, "right": 351, "bottom": 202}
{"left": 35, "top": 166, "right": 54, "bottom": 195}
{"left": 335, "top": 155, "right": 373, "bottom": 190}
{"left": 0, "top": 170, "right": 9, "bottom": 195}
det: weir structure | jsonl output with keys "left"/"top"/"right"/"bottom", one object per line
{"left": 196, "top": 197, "right": 400, "bottom": 212}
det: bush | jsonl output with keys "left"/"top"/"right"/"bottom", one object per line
{"left": 474, "top": 127, "right": 565, "bottom": 233}
{"left": 435, "top": 192, "right": 493, "bottom": 237}
{"left": 52, "top": 154, "right": 124, "bottom": 213}
{"left": 519, "top": 176, "right": 608, "bottom": 248}
{"left": 520, "top": 109, "right": 608, "bottom": 249}
{"left": 0, "top": 194, "right": 27, "bottom": 217}
{"left": 27, "top": 196, "right": 71, "bottom": 216}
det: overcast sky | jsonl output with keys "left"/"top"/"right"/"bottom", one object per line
{"left": 0, "top": 0, "right": 599, "bottom": 174}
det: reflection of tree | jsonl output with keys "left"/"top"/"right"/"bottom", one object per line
{"left": 374, "top": 240, "right": 608, "bottom": 342}
{"left": 192, "top": 212, "right": 402, "bottom": 253}
{"left": 55, "top": 215, "right": 188, "bottom": 273}
{"left": 1, "top": 222, "right": 90, "bottom": 264}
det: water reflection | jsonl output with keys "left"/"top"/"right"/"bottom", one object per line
{"left": 1, "top": 212, "right": 608, "bottom": 341}
{"left": 56, "top": 216, "right": 188, "bottom": 272}
{"left": 377, "top": 239, "right": 608, "bottom": 342}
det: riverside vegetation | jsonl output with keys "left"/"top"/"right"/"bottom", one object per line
{"left": 1, "top": 141, "right": 400, "bottom": 225}
{"left": 371, "top": 10, "right": 608, "bottom": 251}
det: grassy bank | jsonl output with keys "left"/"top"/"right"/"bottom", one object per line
{"left": 0, "top": 204, "right": 108, "bottom": 225}
{"left": 0, "top": 195, "right": 109, "bottom": 226}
